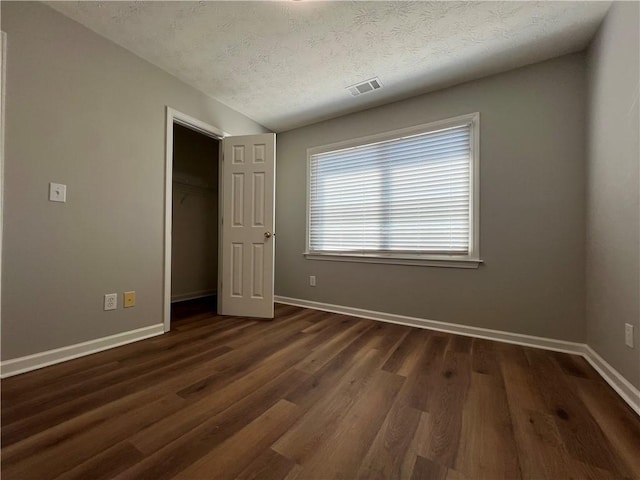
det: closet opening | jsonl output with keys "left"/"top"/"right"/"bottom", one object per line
{"left": 170, "top": 122, "right": 220, "bottom": 324}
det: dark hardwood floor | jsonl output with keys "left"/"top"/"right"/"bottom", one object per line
{"left": 2, "top": 304, "right": 639, "bottom": 479}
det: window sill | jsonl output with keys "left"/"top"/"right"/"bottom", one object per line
{"left": 303, "top": 252, "right": 483, "bottom": 269}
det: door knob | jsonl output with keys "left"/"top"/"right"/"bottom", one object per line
{"left": 264, "top": 232, "right": 272, "bottom": 239}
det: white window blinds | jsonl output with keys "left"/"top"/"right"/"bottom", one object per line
{"left": 308, "top": 123, "right": 473, "bottom": 256}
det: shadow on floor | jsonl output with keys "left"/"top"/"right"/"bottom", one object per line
{"left": 171, "top": 295, "right": 217, "bottom": 324}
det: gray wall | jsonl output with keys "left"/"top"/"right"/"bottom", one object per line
{"left": 276, "top": 53, "right": 587, "bottom": 342}
{"left": 171, "top": 124, "right": 219, "bottom": 302}
{"left": 1, "top": 2, "right": 267, "bottom": 360}
{"left": 586, "top": 2, "right": 640, "bottom": 389}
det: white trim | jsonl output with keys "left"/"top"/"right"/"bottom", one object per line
{"left": 170, "top": 108, "right": 227, "bottom": 140}
{"left": 164, "top": 107, "right": 226, "bottom": 333}
{"left": 1, "top": 32, "right": 7, "bottom": 360}
{"left": 275, "top": 296, "right": 583, "bottom": 354}
{"left": 582, "top": 346, "right": 640, "bottom": 416}
{"left": 470, "top": 112, "right": 480, "bottom": 259}
{"left": 303, "top": 252, "right": 482, "bottom": 269}
{"left": 305, "top": 112, "right": 480, "bottom": 266}
{"left": 274, "top": 296, "right": 640, "bottom": 415}
{"left": 0, "top": 324, "right": 164, "bottom": 378}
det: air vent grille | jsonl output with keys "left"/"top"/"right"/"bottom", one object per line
{"left": 347, "top": 77, "right": 383, "bottom": 97}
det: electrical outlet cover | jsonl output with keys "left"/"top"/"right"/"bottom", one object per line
{"left": 124, "top": 291, "right": 136, "bottom": 308}
{"left": 104, "top": 293, "right": 117, "bottom": 311}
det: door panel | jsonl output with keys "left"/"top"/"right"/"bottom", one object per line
{"left": 220, "top": 134, "right": 275, "bottom": 318}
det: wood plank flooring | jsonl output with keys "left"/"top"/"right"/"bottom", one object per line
{"left": 2, "top": 303, "right": 639, "bottom": 479}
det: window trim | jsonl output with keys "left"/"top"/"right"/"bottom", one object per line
{"left": 305, "top": 112, "right": 481, "bottom": 268}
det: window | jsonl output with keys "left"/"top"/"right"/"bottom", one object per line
{"left": 305, "top": 113, "right": 480, "bottom": 268}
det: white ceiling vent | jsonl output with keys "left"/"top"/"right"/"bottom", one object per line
{"left": 347, "top": 77, "right": 383, "bottom": 97}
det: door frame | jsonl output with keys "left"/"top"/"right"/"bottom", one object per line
{"left": 1, "top": 32, "right": 7, "bottom": 331}
{"left": 163, "top": 107, "right": 227, "bottom": 332}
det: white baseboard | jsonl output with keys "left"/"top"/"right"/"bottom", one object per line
{"left": 582, "top": 346, "right": 640, "bottom": 416}
{"left": 275, "top": 295, "right": 640, "bottom": 416}
{"left": 0, "top": 324, "right": 165, "bottom": 378}
{"left": 275, "top": 296, "right": 585, "bottom": 354}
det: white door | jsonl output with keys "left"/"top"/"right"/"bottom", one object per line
{"left": 219, "top": 133, "right": 276, "bottom": 318}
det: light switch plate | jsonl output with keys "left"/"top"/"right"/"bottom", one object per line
{"left": 49, "top": 183, "right": 67, "bottom": 203}
{"left": 625, "top": 323, "right": 634, "bottom": 348}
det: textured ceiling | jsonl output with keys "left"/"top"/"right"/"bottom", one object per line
{"left": 48, "top": 1, "right": 611, "bottom": 132}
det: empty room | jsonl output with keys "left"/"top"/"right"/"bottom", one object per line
{"left": 1, "top": 1, "right": 639, "bottom": 479}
